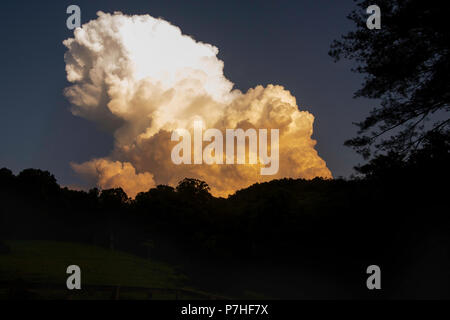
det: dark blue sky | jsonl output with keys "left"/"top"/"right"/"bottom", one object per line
{"left": 0, "top": 0, "right": 374, "bottom": 187}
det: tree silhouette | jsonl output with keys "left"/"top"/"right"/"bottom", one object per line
{"left": 330, "top": 0, "right": 450, "bottom": 158}
{"left": 1, "top": 161, "right": 449, "bottom": 298}
{"left": 99, "top": 188, "right": 129, "bottom": 211}
{"left": 176, "top": 178, "right": 211, "bottom": 199}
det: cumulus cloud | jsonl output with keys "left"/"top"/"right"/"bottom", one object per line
{"left": 71, "top": 159, "right": 155, "bottom": 198}
{"left": 64, "top": 11, "right": 332, "bottom": 197}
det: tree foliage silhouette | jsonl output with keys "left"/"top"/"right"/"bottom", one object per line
{"left": 329, "top": 0, "right": 450, "bottom": 158}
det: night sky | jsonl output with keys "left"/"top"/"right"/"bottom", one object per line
{"left": 0, "top": 0, "right": 374, "bottom": 189}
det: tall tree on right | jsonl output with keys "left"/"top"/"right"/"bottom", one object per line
{"left": 330, "top": 0, "right": 449, "bottom": 159}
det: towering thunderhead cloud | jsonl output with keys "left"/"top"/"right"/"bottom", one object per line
{"left": 64, "top": 11, "right": 332, "bottom": 197}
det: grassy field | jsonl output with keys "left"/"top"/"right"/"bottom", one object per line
{"left": 0, "top": 240, "right": 196, "bottom": 299}
{"left": 0, "top": 240, "right": 347, "bottom": 299}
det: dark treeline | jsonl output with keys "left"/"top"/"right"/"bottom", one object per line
{"left": 1, "top": 132, "right": 449, "bottom": 297}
